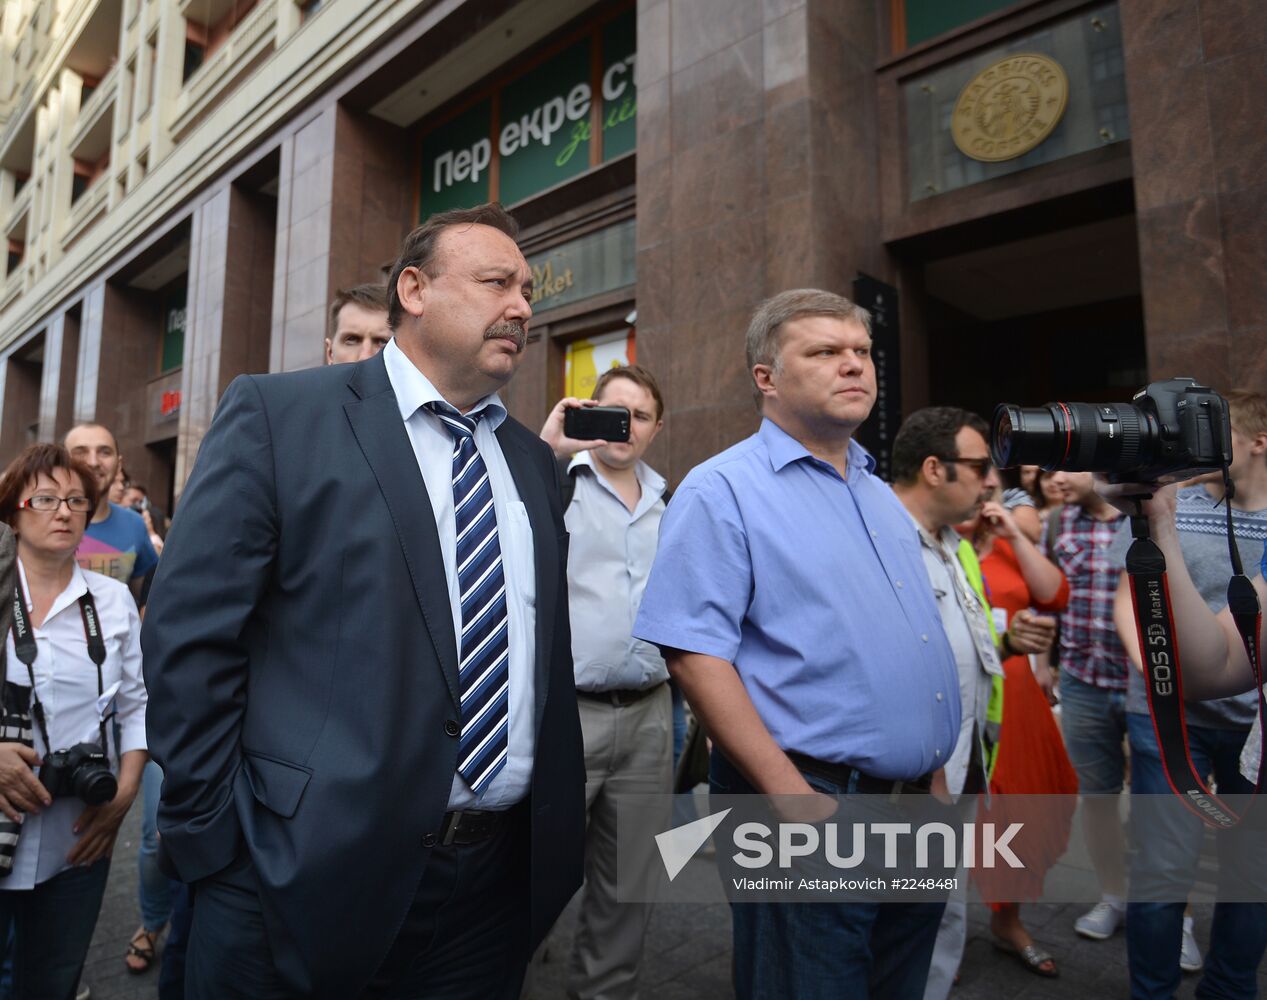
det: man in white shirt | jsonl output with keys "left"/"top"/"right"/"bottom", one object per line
{"left": 540, "top": 365, "right": 669, "bottom": 1000}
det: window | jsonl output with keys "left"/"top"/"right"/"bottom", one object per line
{"left": 143, "top": 37, "right": 157, "bottom": 112}
{"left": 6, "top": 240, "right": 23, "bottom": 277}
{"left": 298, "top": 0, "right": 323, "bottom": 23}
{"left": 896, "top": 0, "right": 1021, "bottom": 50}
{"left": 71, "top": 173, "right": 89, "bottom": 203}
{"left": 160, "top": 286, "right": 186, "bottom": 372}
{"left": 182, "top": 39, "right": 204, "bottom": 81}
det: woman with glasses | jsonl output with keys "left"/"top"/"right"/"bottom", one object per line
{"left": 0, "top": 444, "right": 147, "bottom": 999}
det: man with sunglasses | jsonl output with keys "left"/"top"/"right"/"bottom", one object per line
{"left": 890, "top": 407, "right": 1057, "bottom": 999}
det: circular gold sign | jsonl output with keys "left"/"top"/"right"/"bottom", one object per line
{"left": 951, "top": 53, "right": 1069, "bottom": 163}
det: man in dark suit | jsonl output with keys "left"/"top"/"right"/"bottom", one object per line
{"left": 141, "top": 203, "right": 584, "bottom": 999}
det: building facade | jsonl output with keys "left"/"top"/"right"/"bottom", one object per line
{"left": 0, "top": 0, "right": 1261, "bottom": 508}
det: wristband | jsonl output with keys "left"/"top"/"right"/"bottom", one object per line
{"left": 1000, "top": 631, "right": 1015, "bottom": 658}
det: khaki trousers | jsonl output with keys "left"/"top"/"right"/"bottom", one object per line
{"left": 567, "top": 684, "right": 673, "bottom": 1000}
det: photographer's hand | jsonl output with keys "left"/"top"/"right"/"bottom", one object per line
{"left": 0, "top": 743, "right": 50, "bottom": 821}
{"left": 538, "top": 397, "right": 607, "bottom": 458}
{"left": 67, "top": 749, "right": 146, "bottom": 866}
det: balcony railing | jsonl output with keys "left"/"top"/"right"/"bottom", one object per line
{"left": 61, "top": 174, "right": 109, "bottom": 247}
{"left": 68, "top": 61, "right": 119, "bottom": 155}
{"left": 170, "top": 0, "right": 276, "bottom": 138}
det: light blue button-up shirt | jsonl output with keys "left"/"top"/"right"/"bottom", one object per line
{"left": 565, "top": 451, "right": 669, "bottom": 692}
{"left": 383, "top": 339, "right": 536, "bottom": 810}
{"left": 633, "top": 418, "right": 960, "bottom": 781}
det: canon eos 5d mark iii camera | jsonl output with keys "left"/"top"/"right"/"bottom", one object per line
{"left": 990, "top": 378, "right": 1231, "bottom": 485}
{"left": 40, "top": 741, "right": 117, "bottom": 806}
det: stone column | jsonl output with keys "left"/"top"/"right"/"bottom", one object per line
{"left": 176, "top": 182, "right": 277, "bottom": 493}
{"left": 269, "top": 103, "right": 411, "bottom": 374}
{"left": 1121, "top": 0, "right": 1267, "bottom": 389}
{"left": 634, "top": 0, "right": 884, "bottom": 483}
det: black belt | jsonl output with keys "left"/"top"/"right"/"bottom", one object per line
{"left": 576, "top": 680, "right": 667, "bottom": 707}
{"left": 787, "top": 751, "right": 933, "bottom": 796}
{"left": 440, "top": 809, "right": 513, "bottom": 847}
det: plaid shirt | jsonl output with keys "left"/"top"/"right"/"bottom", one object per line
{"left": 1043, "top": 504, "right": 1131, "bottom": 690}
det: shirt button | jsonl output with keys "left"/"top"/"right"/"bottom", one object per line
{"left": 936, "top": 692, "right": 943, "bottom": 702}
{"left": 896, "top": 581, "right": 903, "bottom": 589}
{"left": 870, "top": 530, "right": 877, "bottom": 538}
{"left": 921, "top": 634, "right": 929, "bottom": 642}
{"left": 935, "top": 749, "right": 943, "bottom": 758}
{"left": 444, "top": 720, "right": 459, "bottom": 737}
{"left": 421, "top": 833, "right": 437, "bottom": 848}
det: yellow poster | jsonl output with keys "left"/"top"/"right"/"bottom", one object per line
{"left": 564, "top": 328, "right": 636, "bottom": 399}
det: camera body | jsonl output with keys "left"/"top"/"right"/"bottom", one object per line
{"left": 991, "top": 378, "right": 1231, "bottom": 484}
{"left": 40, "top": 742, "right": 117, "bottom": 806}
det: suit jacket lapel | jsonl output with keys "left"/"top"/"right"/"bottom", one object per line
{"left": 343, "top": 354, "right": 460, "bottom": 708}
{"left": 497, "top": 423, "right": 558, "bottom": 736}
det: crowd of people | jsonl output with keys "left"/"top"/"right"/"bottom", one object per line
{"left": 0, "top": 201, "right": 1261, "bottom": 999}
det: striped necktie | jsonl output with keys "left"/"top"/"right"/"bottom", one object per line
{"left": 426, "top": 401, "right": 510, "bottom": 797}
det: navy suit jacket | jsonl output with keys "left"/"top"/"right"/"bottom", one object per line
{"left": 141, "top": 351, "right": 585, "bottom": 996}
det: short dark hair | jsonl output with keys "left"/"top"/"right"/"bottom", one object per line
{"left": 386, "top": 203, "right": 520, "bottom": 331}
{"left": 64, "top": 422, "right": 118, "bottom": 453}
{"left": 592, "top": 364, "right": 665, "bottom": 421}
{"left": 0, "top": 444, "right": 99, "bottom": 527}
{"left": 890, "top": 407, "right": 988, "bottom": 485}
{"left": 329, "top": 284, "right": 389, "bottom": 339}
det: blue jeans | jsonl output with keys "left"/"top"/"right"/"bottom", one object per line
{"left": 670, "top": 681, "right": 687, "bottom": 767}
{"left": 139, "top": 759, "right": 177, "bottom": 932}
{"left": 710, "top": 751, "right": 945, "bottom": 1000}
{"left": 1126, "top": 712, "right": 1267, "bottom": 999}
{"left": 1060, "top": 673, "right": 1128, "bottom": 793}
{"left": 0, "top": 858, "right": 111, "bottom": 1000}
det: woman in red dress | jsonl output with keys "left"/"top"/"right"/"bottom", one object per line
{"left": 964, "top": 499, "right": 1077, "bottom": 977}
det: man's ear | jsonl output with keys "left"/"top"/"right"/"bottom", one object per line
{"left": 395, "top": 266, "right": 428, "bottom": 322}
{"left": 921, "top": 454, "right": 944, "bottom": 486}
{"left": 752, "top": 365, "right": 776, "bottom": 398}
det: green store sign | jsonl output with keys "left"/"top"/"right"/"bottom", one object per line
{"left": 419, "top": 8, "right": 635, "bottom": 215}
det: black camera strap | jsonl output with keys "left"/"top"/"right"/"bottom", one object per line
{"left": 1126, "top": 488, "right": 1264, "bottom": 830}
{"left": 10, "top": 577, "right": 109, "bottom": 757}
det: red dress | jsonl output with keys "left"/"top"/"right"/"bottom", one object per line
{"left": 972, "top": 537, "right": 1078, "bottom": 905}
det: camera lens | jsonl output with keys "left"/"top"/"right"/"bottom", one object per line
{"left": 990, "top": 405, "right": 1064, "bottom": 468}
{"left": 992, "top": 401, "right": 1155, "bottom": 474}
{"left": 75, "top": 765, "right": 118, "bottom": 806}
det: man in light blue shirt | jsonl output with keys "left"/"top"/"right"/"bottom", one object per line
{"left": 540, "top": 364, "right": 671, "bottom": 999}
{"left": 634, "top": 289, "right": 960, "bottom": 999}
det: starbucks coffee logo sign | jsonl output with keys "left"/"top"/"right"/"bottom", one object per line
{"left": 951, "top": 54, "right": 1068, "bottom": 162}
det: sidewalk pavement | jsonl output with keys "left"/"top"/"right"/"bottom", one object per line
{"left": 82, "top": 801, "right": 1265, "bottom": 999}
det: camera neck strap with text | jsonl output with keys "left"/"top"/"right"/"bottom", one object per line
{"left": 9, "top": 577, "right": 108, "bottom": 757}
{"left": 1126, "top": 482, "right": 1265, "bottom": 829}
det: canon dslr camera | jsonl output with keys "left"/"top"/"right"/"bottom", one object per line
{"left": 41, "top": 742, "right": 117, "bottom": 806}
{"left": 991, "top": 377, "right": 1231, "bottom": 484}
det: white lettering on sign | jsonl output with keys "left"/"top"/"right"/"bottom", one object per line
{"left": 428, "top": 48, "right": 637, "bottom": 196}
{"left": 566, "top": 82, "right": 591, "bottom": 121}
{"left": 602, "top": 54, "right": 636, "bottom": 101}
{"left": 431, "top": 138, "right": 492, "bottom": 192}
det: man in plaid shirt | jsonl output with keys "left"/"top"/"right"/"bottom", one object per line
{"left": 1044, "top": 470, "right": 1131, "bottom": 941}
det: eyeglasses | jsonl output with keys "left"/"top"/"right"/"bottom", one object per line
{"left": 19, "top": 495, "right": 94, "bottom": 513}
{"left": 936, "top": 455, "right": 993, "bottom": 478}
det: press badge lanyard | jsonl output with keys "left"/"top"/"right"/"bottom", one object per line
{"left": 9, "top": 578, "right": 109, "bottom": 757}
{"left": 1125, "top": 478, "right": 1264, "bottom": 830}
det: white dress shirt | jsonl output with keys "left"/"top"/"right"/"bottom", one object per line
{"left": 908, "top": 514, "right": 1001, "bottom": 796}
{"left": 383, "top": 339, "right": 537, "bottom": 811}
{"left": 1, "top": 560, "right": 145, "bottom": 889}
{"left": 565, "top": 452, "right": 668, "bottom": 691}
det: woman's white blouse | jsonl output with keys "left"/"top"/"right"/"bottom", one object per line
{"left": 0, "top": 560, "right": 146, "bottom": 888}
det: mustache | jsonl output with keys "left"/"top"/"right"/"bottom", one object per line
{"left": 484, "top": 321, "right": 526, "bottom": 352}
